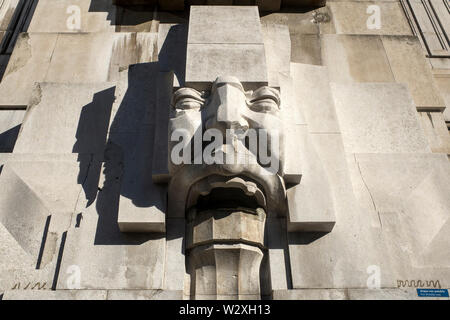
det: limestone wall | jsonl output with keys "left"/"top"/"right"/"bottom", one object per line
{"left": 0, "top": 0, "right": 448, "bottom": 300}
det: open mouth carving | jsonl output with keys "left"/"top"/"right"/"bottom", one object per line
{"left": 186, "top": 175, "right": 267, "bottom": 214}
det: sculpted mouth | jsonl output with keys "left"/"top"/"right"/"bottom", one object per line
{"left": 187, "top": 175, "right": 266, "bottom": 213}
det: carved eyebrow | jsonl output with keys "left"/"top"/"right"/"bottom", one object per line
{"left": 250, "top": 87, "right": 281, "bottom": 106}
{"left": 172, "top": 88, "right": 205, "bottom": 106}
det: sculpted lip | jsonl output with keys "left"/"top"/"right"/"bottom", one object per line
{"left": 186, "top": 175, "right": 267, "bottom": 211}
{"left": 167, "top": 162, "right": 287, "bottom": 218}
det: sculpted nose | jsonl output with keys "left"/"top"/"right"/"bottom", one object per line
{"left": 212, "top": 84, "right": 249, "bottom": 133}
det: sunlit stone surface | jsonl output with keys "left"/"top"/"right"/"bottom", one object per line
{"left": 0, "top": 0, "right": 449, "bottom": 300}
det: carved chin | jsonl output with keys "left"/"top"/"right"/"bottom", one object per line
{"left": 167, "top": 163, "right": 287, "bottom": 218}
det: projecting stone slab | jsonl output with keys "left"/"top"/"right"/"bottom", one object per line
{"left": 331, "top": 82, "right": 431, "bottom": 154}
{"left": 321, "top": 35, "right": 395, "bottom": 83}
{"left": 286, "top": 126, "right": 336, "bottom": 232}
{"left": 186, "top": 44, "right": 268, "bottom": 90}
{"left": 188, "top": 6, "right": 263, "bottom": 44}
{"left": 382, "top": 36, "right": 445, "bottom": 110}
{"left": 329, "top": 1, "right": 413, "bottom": 36}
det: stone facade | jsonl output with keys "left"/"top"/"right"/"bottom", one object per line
{"left": 0, "top": 1, "right": 449, "bottom": 300}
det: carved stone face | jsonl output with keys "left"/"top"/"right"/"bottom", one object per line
{"left": 168, "top": 76, "right": 286, "bottom": 217}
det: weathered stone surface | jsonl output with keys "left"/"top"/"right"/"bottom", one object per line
{"left": 321, "top": 35, "right": 395, "bottom": 83}
{"left": 185, "top": 6, "right": 268, "bottom": 90}
{"left": 328, "top": 1, "right": 413, "bottom": 36}
{"left": 28, "top": 0, "right": 116, "bottom": 33}
{"left": 290, "top": 63, "right": 340, "bottom": 133}
{"left": 288, "top": 152, "right": 450, "bottom": 289}
{"left": 274, "top": 288, "right": 449, "bottom": 300}
{"left": 382, "top": 36, "right": 445, "bottom": 110}
{"left": 418, "top": 111, "right": 450, "bottom": 154}
{"left": 57, "top": 205, "right": 166, "bottom": 290}
{"left": 3, "top": 290, "right": 108, "bottom": 300}
{"left": 262, "top": 23, "right": 291, "bottom": 87}
{"left": 13, "top": 83, "right": 115, "bottom": 154}
{"left": 0, "top": 32, "right": 156, "bottom": 107}
{"left": 286, "top": 126, "right": 336, "bottom": 232}
{"left": 187, "top": 244, "right": 264, "bottom": 299}
{"left": 0, "top": 164, "right": 50, "bottom": 258}
{"left": 186, "top": 44, "right": 268, "bottom": 91}
{"left": 187, "top": 210, "right": 266, "bottom": 249}
{"left": 0, "top": 33, "right": 58, "bottom": 107}
{"left": 107, "top": 290, "right": 183, "bottom": 300}
{"left": 331, "top": 82, "right": 431, "bottom": 154}
{"left": 188, "top": 6, "right": 263, "bottom": 44}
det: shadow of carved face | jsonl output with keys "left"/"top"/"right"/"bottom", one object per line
{"left": 167, "top": 76, "right": 286, "bottom": 217}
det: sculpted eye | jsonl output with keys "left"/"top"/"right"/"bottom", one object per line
{"left": 249, "top": 87, "right": 280, "bottom": 112}
{"left": 172, "top": 88, "right": 205, "bottom": 110}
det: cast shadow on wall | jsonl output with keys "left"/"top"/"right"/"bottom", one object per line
{"left": 88, "top": 1, "right": 188, "bottom": 27}
{"left": 72, "top": 63, "right": 166, "bottom": 245}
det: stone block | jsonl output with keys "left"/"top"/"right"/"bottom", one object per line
{"left": 186, "top": 44, "right": 268, "bottom": 90}
{"left": 185, "top": 6, "right": 268, "bottom": 90}
{"left": 321, "top": 34, "right": 395, "bottom": 83}
{"left": 186, "top": 210, "right": 266, "bottom": 249}
{"left": 188, "top": 6, "right": 263, "bottom": 44}
{"left": 382, "top": 36, "right": 445, "bottom": 110}
{"left": 286, "top": 126, "right": 336, "bottom": 232}
{"left": 331, "top": 82, "right": 431, "bottom": 154}
{"left": 329, "top": 1, "right": 413, "bottom": 36}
